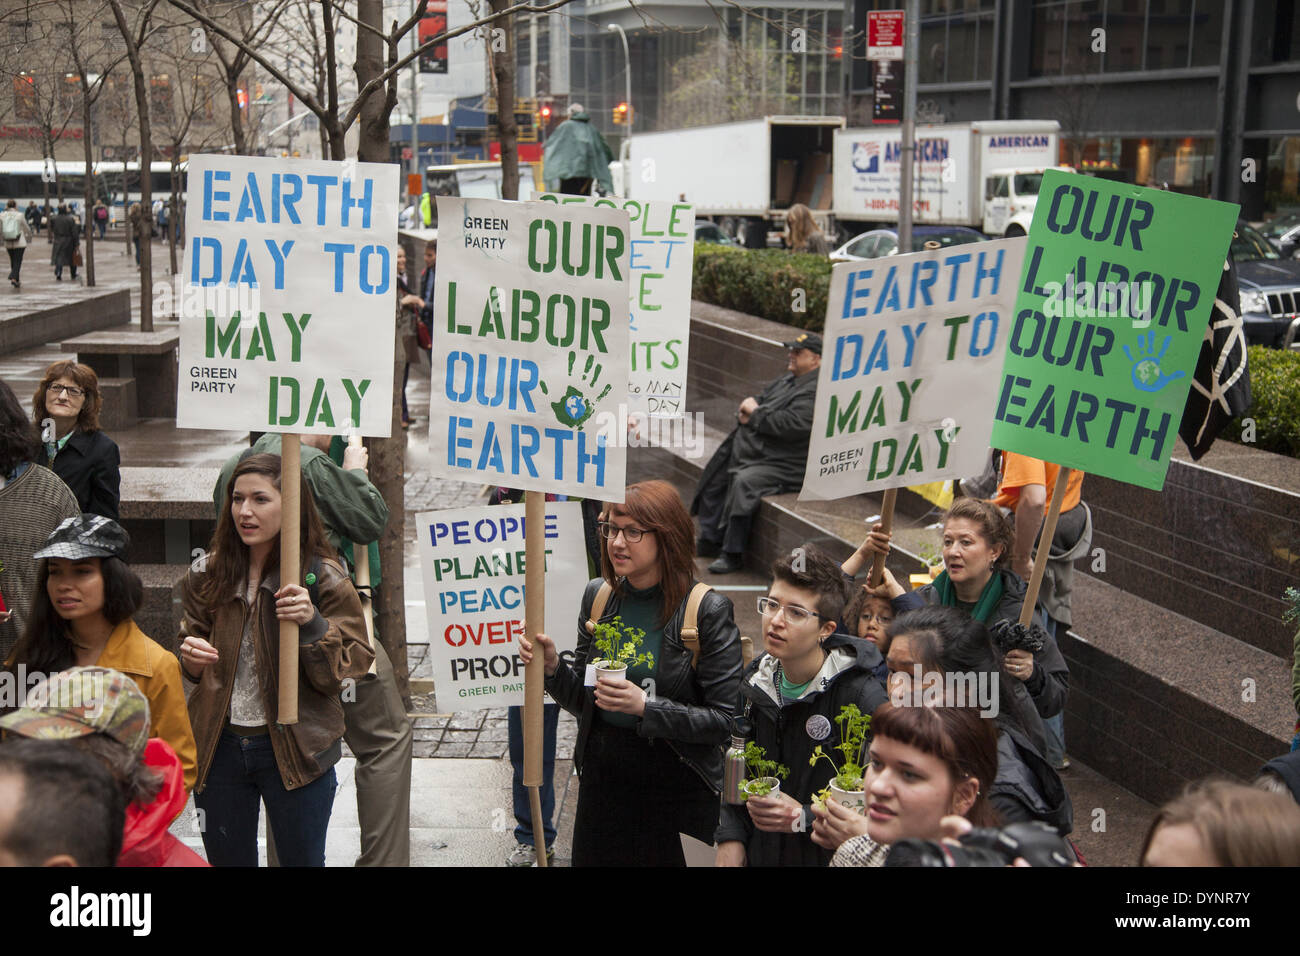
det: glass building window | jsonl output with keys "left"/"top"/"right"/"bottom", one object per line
{"left": 921, "top": 3, "right": 995, "bottom": 83}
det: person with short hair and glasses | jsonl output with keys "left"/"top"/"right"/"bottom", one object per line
{"left": 519, "top": 480, "right": 743, "bottom": 866}
{"left": 716, "top": 544, "right": 888, "bottom": 867}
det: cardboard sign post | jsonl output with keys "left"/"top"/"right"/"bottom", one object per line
{"left": 429, "top": 197, "right": 632, "bottom": 499}
{"left": 802, "top": 237, "right": 1028, "bottom": 510}
{"left": 990, "top": 171, "right": 1238, "bottom": 490}
{"left": 181, "top": 154, "right": 398, "bottom": 723}
{"left": 540, "top": 194, "right": 694, "bottom": 418}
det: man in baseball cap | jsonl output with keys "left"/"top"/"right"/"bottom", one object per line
{"left": 782, "top": 332, "right": 823, "bottom": 354}
{"left": 692, "top": 329, "right": 823, "bottom": 574}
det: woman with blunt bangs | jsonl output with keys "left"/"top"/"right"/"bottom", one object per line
{"left": 32, "top": 360, "right": 121, "bottom": 520}
{"left": 177, "top": 453, "right": 373, "bottom": 867}
{"left": 520, "top": 480, "right": 744, "bottom": 866}
{"left": 817, "top": 702, "right": 999, "bottom": 866}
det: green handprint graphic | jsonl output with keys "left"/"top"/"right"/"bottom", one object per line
{"left": 540, "top": 351, "right": 612, "bottom": 429}
{"left": 1123, "top": 331, "right": 1186, "bottom": 393}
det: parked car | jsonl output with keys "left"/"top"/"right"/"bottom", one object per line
{"left": 829, "top": 225, "right": 985, "bottom": 262}
{"left": 695, "top": 221, "right": 740, "bottom": 246}
{"left": 1231, "top": 220, "right": 1300, "bottom": 349}
{"left": 1256, "top": 213, "right": 1300, "bottom": 258}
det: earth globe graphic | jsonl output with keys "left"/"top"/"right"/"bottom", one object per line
{"left": 565, "top": 393, "right": 587, "bottom": 420}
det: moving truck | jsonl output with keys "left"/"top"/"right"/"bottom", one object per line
{"left": 626, "top": 116, "right": 845, "bottom": 247}
{"left": 831, "top": 120, "right": 1062, "bottom": 237}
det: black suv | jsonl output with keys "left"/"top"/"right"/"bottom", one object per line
{"left": 1232, "top": 220, "right": 1300, "bottom": 348}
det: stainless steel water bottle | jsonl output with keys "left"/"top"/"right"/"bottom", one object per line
{"left": 723, "top": 717, "right": 751, "bottom": 804}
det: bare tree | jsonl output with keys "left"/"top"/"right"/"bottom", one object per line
{"left": 0, "top": 12, "right": 79, "bottom": 215}
{"left": 55, "top": 0, "right": 130, "bottom": 287}
{"left": 1053, "top": 56, "right": 1102, "bottom": 170}
{"left": 664, "top": 34, "right": 800, "bottom": 126}
{"left": 107, "top": 0, "right": 163, "bottom": 331}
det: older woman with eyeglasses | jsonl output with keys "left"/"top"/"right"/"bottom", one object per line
{"left": 519, "top": 480, "right": 744, "bottom": 866}
{"left": 32, "top": 361, "right": 121, "bottom": 520}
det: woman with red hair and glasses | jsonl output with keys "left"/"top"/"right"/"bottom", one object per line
{"left": 520, "top": 480, "right": 744, "bottom": 866}
{"left": 32, "top": 361, "right": 121, "bottom": 521}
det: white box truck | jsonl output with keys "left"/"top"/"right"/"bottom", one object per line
{"left": 831, "top": 120, "right": 1062, "bottom": 238}
{"left": 627, "top": 115, "right": 845, "bottom": 247}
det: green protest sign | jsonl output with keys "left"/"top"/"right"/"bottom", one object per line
{"left": 990, "top": 170, "right": 1238, "bottom": 490}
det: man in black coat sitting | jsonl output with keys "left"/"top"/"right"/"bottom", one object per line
{"left": 691, "top": 332, "right": 822, "bottom": 574}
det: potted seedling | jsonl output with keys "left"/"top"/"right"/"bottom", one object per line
{"left": 590, "top": 615, "right": 654, "bottom": 682}
{"left": 739, "top": 741, "right": 789, "bottom": 800}
{"left": 810, "top": 703, "right": 871, "bottom": 812}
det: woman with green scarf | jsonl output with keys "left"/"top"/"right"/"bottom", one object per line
{"left": 853, "top": 497, "right": 1068, "bottom": 757}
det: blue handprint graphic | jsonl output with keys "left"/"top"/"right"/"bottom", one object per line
{"left": 1123, "top": 331, "right": 1185, "bottom": 393}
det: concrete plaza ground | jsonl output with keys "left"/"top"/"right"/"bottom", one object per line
{"left": 0, "top": 244, "right": 1157, "bottom": 865}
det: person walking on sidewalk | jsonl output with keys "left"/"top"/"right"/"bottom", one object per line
{"left": 23, "top": 201, "right": 40, "bottom": 236}
{"left": 50, "top": 205, "right": 80, "bottom": 282}
{"left": 93, "top": 200, "right": 108, "bottom": 240}
{"left": 1, "top": 200, "right": 34, "bottom": 288}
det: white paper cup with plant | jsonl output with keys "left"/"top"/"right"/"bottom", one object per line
{"left": 810, "top": 703, "right": 871, "bottom": 813}
{"left": 739, "top": 741, "right": 789, "bottom": 800}
{"left": 591, "top": 615, "right": 654, "bottom": 682}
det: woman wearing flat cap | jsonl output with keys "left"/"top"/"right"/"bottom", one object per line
{"left": 3, "top": 514, "right": 197, "bottom": 790}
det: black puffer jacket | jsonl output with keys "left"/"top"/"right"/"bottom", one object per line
{"left": 716, "top": 634, "right": 889, "bottom": 867}
{"left": 991, "top": 725, "right": 1073, "bottom": 835}
{"left": 546, "top": 577, "right": 743, "bottom": 793}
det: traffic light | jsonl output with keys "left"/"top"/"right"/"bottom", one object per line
{"left": 613, "top": 102, "right": 629, "bottom": 125}
{"left": 236, "top": 88, "right": 248, "bottom": 110}
{"left": 540, "top": 103, "right": 552, "bottom": 122}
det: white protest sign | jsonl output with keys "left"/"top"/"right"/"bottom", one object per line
{"left": 418, "top": 501, "right": 588, "bottom": 710}
{"left": 801, "top": 237, "right": 1028, "bottom": 500}
{"left": 541, "top": 194, "right": 693, "bottom": 418}
{"left": 178, "top": 154, "right": 399, "bottom": 436}
{"left": 430, "top": 196, "right": 631, "bottom": 499}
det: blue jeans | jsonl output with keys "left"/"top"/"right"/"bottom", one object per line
{"left": 508, "top": 704, "right": 559, "bottom": 847}
{"left": 194, "top": 729, "right": 337, "bottom": 867}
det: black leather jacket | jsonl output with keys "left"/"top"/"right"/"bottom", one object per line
{"left": 546, "top": 577, "right": 743, "bottom": 793}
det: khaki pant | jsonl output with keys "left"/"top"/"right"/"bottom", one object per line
{"left": 267, "top": 638, "right": 413, "bottom": 866}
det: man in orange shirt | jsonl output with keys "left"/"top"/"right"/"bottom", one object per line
{"left": 993, "top": 452, "right": 1092, "bottom": 772}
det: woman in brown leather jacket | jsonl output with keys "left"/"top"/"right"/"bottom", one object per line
{"left": 177, "top": 453, "right": 372, "bottom": 866}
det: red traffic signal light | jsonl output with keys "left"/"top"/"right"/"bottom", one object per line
{"left": 540, "top": 104, "right": 552, "bottom": 120}
{"left": 613, "top": 102, "right": 629, "bottom": 125}
{"left": 236, "top": 88, "right": 248, "bottom": 110}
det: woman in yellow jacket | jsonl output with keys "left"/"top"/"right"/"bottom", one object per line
{"left": 4, "top": 514, "right": 197, "bottom": 789}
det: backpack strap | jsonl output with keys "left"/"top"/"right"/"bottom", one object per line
{"left": 583, "top": 581, "right": 615, "bottom": 634}
{"left": 679, "top": 582, "right": 713, "bottom": 667}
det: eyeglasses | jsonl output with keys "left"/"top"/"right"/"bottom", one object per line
{"left": 48, "top": 384, "right": 84, "bottom": 398}
{"left": 596, "top": 521, "right": 652, "bottom": 543}
{"left": 757, "top": 597, "right": 824, "bottom": 624}
{"left": 860, "top": 610, "right": 893, "bottom": 624}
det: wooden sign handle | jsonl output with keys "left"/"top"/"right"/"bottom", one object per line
{"left": 522, "top": 490, "right": 548, "bottom": 866}
{"left": 1018, "top": 466, "right": 1072, "bottom": 627}
{"left": 278, "top": 435, "right": 301, "bottom": 725}
{"left": 867, "top": 488, "right": 898, "bottom": 588}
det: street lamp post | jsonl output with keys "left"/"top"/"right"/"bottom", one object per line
{"left": 607, "top": 23, "right": 632, "bottom": 158}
